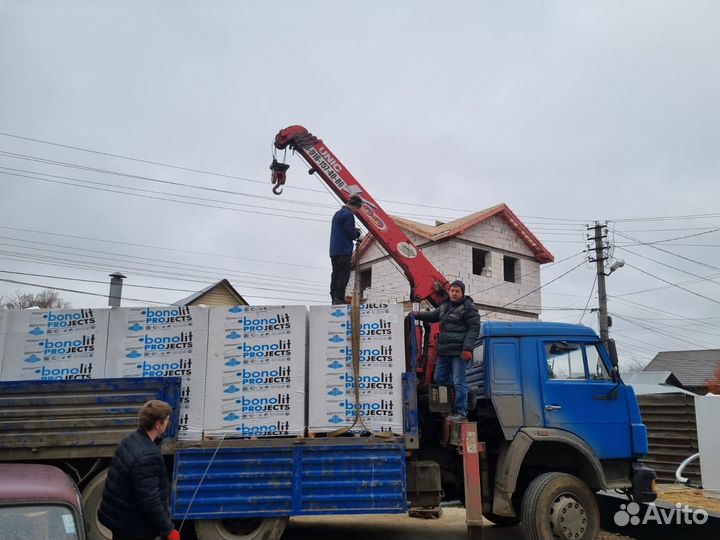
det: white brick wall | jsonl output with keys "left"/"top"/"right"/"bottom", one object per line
{"left": 353, "top": 217, "right": 545, "bottom": 321}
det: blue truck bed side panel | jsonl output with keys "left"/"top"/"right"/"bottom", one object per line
{"left": 172, "top": 442, "right": 407, "bottom": 518}
{"left": 0, "top": 377, "right": 181, "bottom": 459}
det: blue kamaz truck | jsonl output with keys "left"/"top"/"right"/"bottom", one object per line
{"left": 0, "top": 320, "right": 656, "bottom": 540}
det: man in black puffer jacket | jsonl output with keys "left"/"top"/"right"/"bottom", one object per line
{"left": 414, "top": 280, "right": 480, "bottom": 421}
{"left": 99, "top": 400, "right": 179, "bottom": 540}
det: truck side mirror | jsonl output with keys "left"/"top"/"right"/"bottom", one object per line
{"left": 605, "top": 339, "right": 620, "bottom": 382}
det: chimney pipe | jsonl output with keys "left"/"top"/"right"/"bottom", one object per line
{"left": 108, "top": 272, "right": 126, "bottom": 307}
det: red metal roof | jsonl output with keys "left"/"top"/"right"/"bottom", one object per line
{"left": 0, "top": 464, "right": 82, "bottom": 510}
{"left": 356, "top": 203, "right": 554, "bottom": 264}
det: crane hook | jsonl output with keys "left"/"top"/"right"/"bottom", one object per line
{"left": 270, "top": 158, "right": 290, "bottom": 196}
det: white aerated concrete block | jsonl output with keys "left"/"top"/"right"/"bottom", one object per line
{"left": 0, "top": 308, "right": 109, "bottom": 381}
{"left": 203, "top": 305, "right": 307, "bottom": 438}
{"left": 105, "top": 306, "right": 209, "bottom": 441}
{"left": 308, "top": 303, "right": 404, "bottom": 435}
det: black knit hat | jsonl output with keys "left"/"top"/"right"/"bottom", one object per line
{"left": 348, "top": 195, "right": 363, "bottom": 208}
{"left": 450, "top": 280, "right": 465, "bottom": 294}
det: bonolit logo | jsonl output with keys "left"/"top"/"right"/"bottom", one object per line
{"left": 614, "top": 502, "right": 708, "bottom": 527}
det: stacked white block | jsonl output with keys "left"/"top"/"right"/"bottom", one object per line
{"left": 204, "top": 305, "right": 307, "bottom": 438}
{"left": 308, "top": 304, "right": 405, "bottom": 435}
{"left": 0, "top": 308, "right": 110, "bottom": 381}
{"left": 105, "top": 306, "right": 209, "bottom": 441}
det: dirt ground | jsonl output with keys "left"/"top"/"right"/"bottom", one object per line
{"left": 655, "top": 484, "right": 720, "bottom": 515}
{"left": 283, "top": 508, "right": 630, "bottom": 540}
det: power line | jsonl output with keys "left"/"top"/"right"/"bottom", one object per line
{"left": 0, "top": 277, "right": 168, "bottom": 305}
{"left": 616, "top": 246, "right": 720, "bottom": 286}
{"left": 578, "top": 274, "right": 597, "bottom": 324}
{"left": 0, "top": 235, "right": 329, "bottom": 288}
{"left": 0, "top": 169, "right": 331, "bottom": 224}
{"left": 0, "top": 130, "right": 644, "bottom": 223}
{"left": 0, "top": 225, "right": 326, "bottom": 270}
{"left": 611, "top": 313, "right": 714, "bottom": 349}
{"left": 609, "top": 296, "right": 720, "bottom": 332}
{"left": 616, "top": 230, "right": 720, "bottom": 273}
{"left": 625, "top": 262, "right": 720, "bottom": 306}
{"left": 484, "top": 260, "right": 586, "bottom": 316}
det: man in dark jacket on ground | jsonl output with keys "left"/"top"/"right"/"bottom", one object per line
{"left": 414, "top": 280, "right": 481, "bottom": 421}
{"left": 99, "top": 400, "right": 179, "bottom": 540}
{"left": 329, "top": 194, "right": 363, "bottom": 304}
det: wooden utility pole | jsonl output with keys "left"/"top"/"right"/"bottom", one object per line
{"left": 590, "top": 223, "right": 610, "bottom": 341}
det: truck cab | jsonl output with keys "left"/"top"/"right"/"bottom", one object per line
{"left": 459, "top": 321, "right": 655, "bottom": 537}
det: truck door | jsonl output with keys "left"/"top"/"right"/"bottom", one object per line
{"left": 540, "top": 341, "right": 632, "bottom": 459}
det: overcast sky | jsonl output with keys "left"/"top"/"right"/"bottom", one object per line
{"left": 1, "top": 1, "right": 719, "bottom": 370}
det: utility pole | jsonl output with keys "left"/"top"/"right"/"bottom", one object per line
{"left": 589, "top": 223, "right": 610, "bottom": 341}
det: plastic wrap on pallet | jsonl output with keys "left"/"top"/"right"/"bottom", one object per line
{"left": 203, "top": 305, "right": 307, "bottom": 438}
{"left": 308, "top": 304, "right": 405, "bottom": 435}
{"left": 0, "top": 307, "right": 110, "bottom": 382}
{"left": 105, "top": 306, "right": 209, "bottom": 441}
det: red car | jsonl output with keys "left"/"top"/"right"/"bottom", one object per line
{"left": 0, "top": 464, "right": 85, "bottom": 540}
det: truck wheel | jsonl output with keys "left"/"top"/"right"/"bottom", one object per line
{"left": 81, "top": 469, "right": 112, "bottom": 540}
{"left": 520, "top": 472, "right": 598, "bottom": 540}
{"left": 195, "top": 517, "right": 289, "bottom": 540}
{"left": 482, "top": 512, "right": 520, "bottom": 527}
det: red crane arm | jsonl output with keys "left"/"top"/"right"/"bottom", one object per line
{"left": 274, "top": 125, "right": 449, "bottom": 307}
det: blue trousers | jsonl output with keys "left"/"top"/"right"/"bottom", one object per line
{"left": 434, "top": 354, "right": 468, "bottom": 416}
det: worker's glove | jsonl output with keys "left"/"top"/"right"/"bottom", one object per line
{"left": 461, "top": 351, "right": 473, "bottom": 362}
{"left": 166, "top": 529, "right": 180, "bottom": 540}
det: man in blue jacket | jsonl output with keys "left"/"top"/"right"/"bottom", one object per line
{"left": 329, "top": 195, "right": 363, "bottom": 304}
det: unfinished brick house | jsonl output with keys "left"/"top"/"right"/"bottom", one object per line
{"left": 351, "top": 203, "right": 554, "bottom": 321}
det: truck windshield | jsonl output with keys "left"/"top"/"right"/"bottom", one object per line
{"left": 0, "top": 504, "right": 80, "bottom": 540}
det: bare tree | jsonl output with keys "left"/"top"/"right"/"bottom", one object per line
{"left": 0, "top": 289, "right": 71, "bottom": 309}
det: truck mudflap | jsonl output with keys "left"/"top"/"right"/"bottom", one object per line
{"left": 632, "top": 462, "right": 657, "bottom": 503}
{"left": 172, "top": 439, "right": 406, "bottom": 519}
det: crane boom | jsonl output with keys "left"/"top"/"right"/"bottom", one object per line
{"left": 274, "top": 125, "right": 449, "bottom": 306}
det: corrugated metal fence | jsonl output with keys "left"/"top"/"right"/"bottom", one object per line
{"left": 637, "top": 393, "right": 701, "bottom": 484}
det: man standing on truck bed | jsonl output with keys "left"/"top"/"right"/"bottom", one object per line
{"left": 330, "top": 194, "right": 363, "bottom": 304}
{"left": 99, "top": 400, "right": 180, "bottom": 540}
{"left": 414, "top": 280, "right": 480, "bottom": 421}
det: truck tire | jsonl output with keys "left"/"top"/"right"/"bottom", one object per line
{"left": 482, "top": 512, "right": 520, "bottom": 527}
{"left": 81, "top": 469, "right": 112, "bottom": 540}
{"left": 195, "top": 517, "right": 289, "bottom": 540}
{"left": 520, "top": 472, "right": 598, "bottom": 540}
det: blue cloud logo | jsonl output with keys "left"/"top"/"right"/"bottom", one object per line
{"left": 224, "top": 412, "right": 240, "bottom": 421}
{"left": 228, "top": 306, "right": 243, "bottom": 313}
{"left": 224, "top": 384, "right": 240, "bottom": 394}
{"left": 328, "top": 415, "right": 344, "bottom": 424}
{"left": 225, "top": 358, "right": 241, "bottom": 367}
{"left": 226, "top": 331, "right": 242, "bottom": 340}
{"left": 24, "top": 354, "right": 41, "bottom": 363}
{"left": 29, "top": 327, "right": 44, "bottom": 336}
{"left": 328, "top": 335, "right": 344, "bottom": 343}
{"left": 328, "top": 360, "right": 344, "bottom": 369}
{"left": 331, "top": 309, "right": 345, "bottom": 318}
{"left": 126, "top": 350, "right": 143, "bottom": 359}
{"left": 128, "top": 323, "right": 144, "bottom": 332}
{"left": 328, "top": 387, "right": 343, "bottom": 397}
